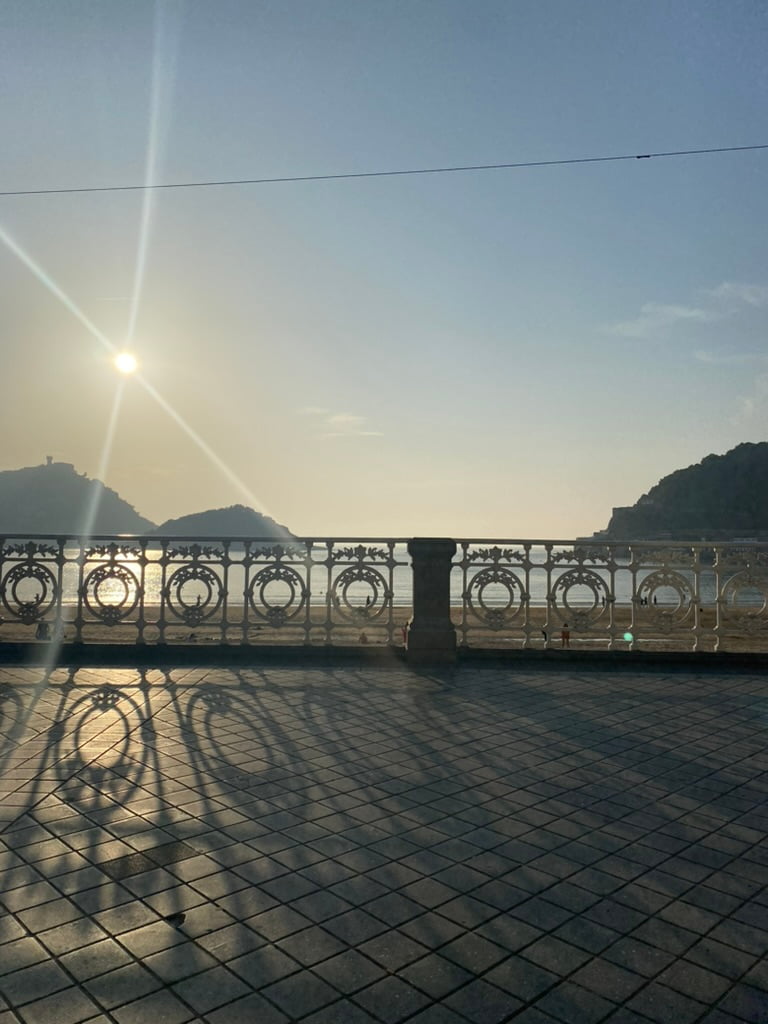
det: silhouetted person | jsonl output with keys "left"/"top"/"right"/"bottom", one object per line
{"left": 561, "top": 623, "right": 570, "bottom": 649}
{"left": 35, "top": 620, "right": 50, "bottom": 641}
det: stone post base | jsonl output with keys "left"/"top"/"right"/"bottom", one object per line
{"left": 406, "top": 539, "right": 457, "bottom": 665}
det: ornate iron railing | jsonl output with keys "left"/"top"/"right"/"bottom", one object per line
{"left": 0, "top": 536, "right": 410, "bottom": 647}
{"left": 1, "top": 535, "right": 766, "bottom": 654}
{"left": 454, "top": 540, "right": 768, "bottom": 652}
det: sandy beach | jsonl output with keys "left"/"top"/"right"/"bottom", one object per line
{"left": 0, "top": 602, "right": 764, "bottom": 652}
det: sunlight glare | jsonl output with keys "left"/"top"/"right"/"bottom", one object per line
{"left": 114, "top": 352, "right": 139, "bottom": 375}
{"left": 139, "top": 376, "right": 278, "bottom": 519}
{"left": 0, "top": 226, "right": 278, "bottom": 524}
{"left": 126, "top": 3, "right": 180, "bottom": 347}
{"left": 0, "top": 225, "right": 113, "bottom": 353}
{"left": 40, "top": 379, "right": 126, "bottom": 678}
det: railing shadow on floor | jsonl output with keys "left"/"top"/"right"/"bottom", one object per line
{"left": 1, "top": 664, "right": 767, "bottom": 1019}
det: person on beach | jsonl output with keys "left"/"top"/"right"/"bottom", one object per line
{"left": 561, "top": 623, "right": 570, "bottom": 648}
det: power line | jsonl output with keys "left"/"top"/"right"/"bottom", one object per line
{"left": 1, "top": 143, "right": 766, "bottom": 198}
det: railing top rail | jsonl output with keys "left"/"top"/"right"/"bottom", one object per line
{"left": 1, "top": 534, "right": 767, "bottom": 549}
{"left": 0, "top": 534, "right": 412, "bottom": 544}
{"left": 454, "top": 538, "right": 768, "bottom": 549}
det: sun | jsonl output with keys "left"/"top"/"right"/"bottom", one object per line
{"left": 114, "top": 352, "right": 138, "bottom": 374}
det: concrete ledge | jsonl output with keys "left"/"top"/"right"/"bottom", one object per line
{"left": 0, "top": 641, "right": 767, "bottom": 673}
{"left": 0, "top": 642, "right": 409, "bottom": 669}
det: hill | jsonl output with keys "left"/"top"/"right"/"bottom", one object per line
{"left": 151, "top": 504, "right": 294, "bottom": 540}
{"left": 601, "top": 442, "right": 768, "bottom": 540}
{"left": 0, "top": 460, "right": 155, "bottom": 535}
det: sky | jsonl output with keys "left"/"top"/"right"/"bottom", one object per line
{"left": 1, "top": 0, "right": 766, "bottom": 539}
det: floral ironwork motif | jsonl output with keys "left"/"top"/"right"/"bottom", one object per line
{"left": 635, "top": 569, "right": 695, "bottom": 632}
{"left": 85, "top": 543, "right": 142, "bottom": 561}
{"left": 163, "top": 565, "right": 223, "bottom": 626}
{"left": 247, "top": 564, "right": 308, "bottom": 627}
{"left": 331, "top": 565, "right": 391, "bottom": 621}
{"left": 2, "top": 541, "right": 59, "bottom": 559}
{"left": 720, "top": 571, "right": 768, "bottom": 635}
{"left": 332, "top": 545, "right": 390, "bottom": 563}
{"left": 717, "top": 547, "right": 768, "bottom": 570}
{"left": 550, "top": 568, "right": 610, "bottom": 629}
{"left": 465, "top": 567, "right": 526, "bottom": 630}
{"left": 464, "top": 546, "right": 525, "bottom": 564}
{"left": 555, "top": 546, "right": 611, "bottom": 564}
{"left": 81, "top": 564, "right": 140, "bottom": 625}
{"left": 247, "top": 543, "right": 305, "bottom": 562}
{"left": 630, "top": 546, "right": 695, "bottom": 567}
{"left": 167, "top": 543, "right": 225, "bottom": 561}
{"left": 1, "top": 562, "right": 58, "bottom": 624}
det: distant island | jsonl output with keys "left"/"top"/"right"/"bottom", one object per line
{"left": 592, "top": 442, "right": 768, "bottom": 542}
{"left": 0, "top": 459, "right": 153, "bottom": 535}
{"left": 150, "top": 504, "right": 293, "bottom": 540}
{"left": 0, "top": 458, "right": 294, "bottom": 538}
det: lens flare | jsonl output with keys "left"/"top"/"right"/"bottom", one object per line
{"left": 0, "top": 223, "right": 277, "bottom": 520}
{"left": 126, "top": 2, "right": 181, "bottom": 347}
{"left": 623, "top": 632, "right": 634, "bottom": 642}
{"left": 114, "top": 352, "right": 138, "bottom": 374}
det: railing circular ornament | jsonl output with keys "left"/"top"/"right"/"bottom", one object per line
{"left": 331, "top": 565, "right": 391, "bottom": 622}
{"left": 247, "top": 564, "right": 307, "bottom": 627}
{"left": 164, "top": 565, "right": 223, "bottom": 626}
{"left": 1, "top": 563, "right": 58, "bottom": 625}
{"left": 465, "top": 567, "right": 526, "bottom": 630}
{"left": 551, "top": 568, "right": 609, "bottom": 629}
{"left": 81, "top": 565, "right": 140, "bottom": 625}
{"left": 720, "top": 571, "right": 768, "bottom": 635}
{"left": 636, "top": 569, "right": 694, "bottom": 632}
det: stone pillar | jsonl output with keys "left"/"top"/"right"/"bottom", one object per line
{"left": 407, "top": 538, "right": 457, "bottom": 663}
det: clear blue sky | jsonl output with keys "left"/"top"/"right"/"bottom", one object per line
{"left": 1, "top": 0, "right": 766, "bottom": 537}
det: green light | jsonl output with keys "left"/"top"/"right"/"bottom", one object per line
{"left": 623, "top": 632, "right": 633, "bottom": 642}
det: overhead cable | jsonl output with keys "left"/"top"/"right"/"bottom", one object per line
{"left": 1, "top": 143, "right": 766, "bottom": 198}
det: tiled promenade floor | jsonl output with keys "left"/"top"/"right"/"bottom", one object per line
{"left": 0, "top": 664, "right": 767, "bottom": 1024}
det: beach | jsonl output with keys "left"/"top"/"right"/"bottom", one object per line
{"left": 0, "top": 602, "right": 764, "bottom": 653}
